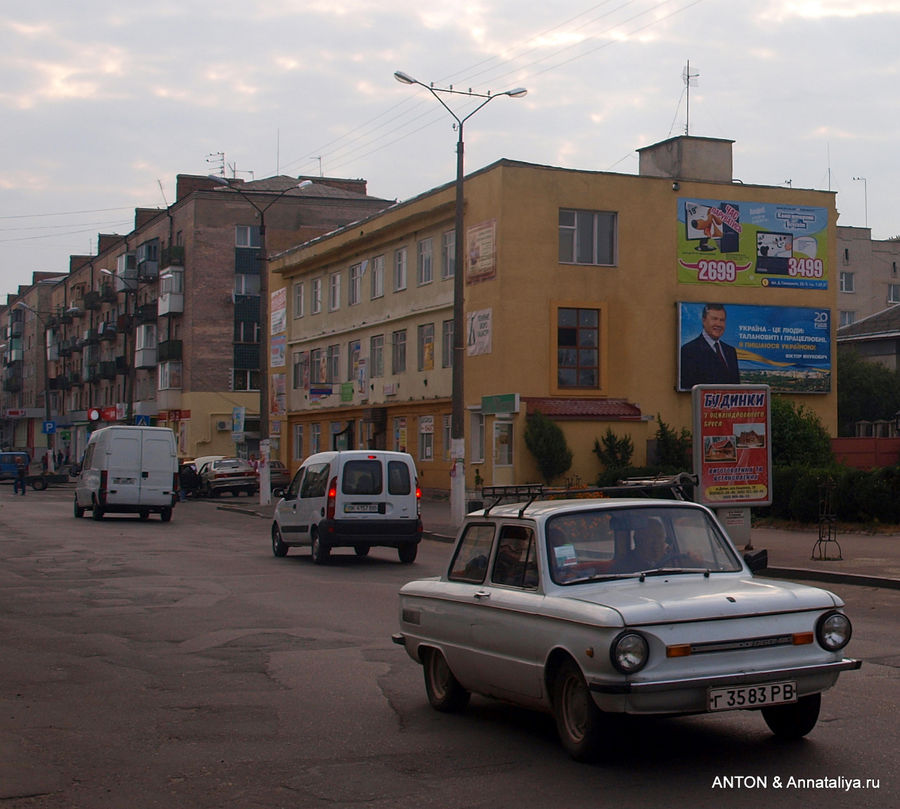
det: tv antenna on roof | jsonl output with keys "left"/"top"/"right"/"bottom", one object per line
{"left": 682, "top": 60, "right": 699, "bottom": 135}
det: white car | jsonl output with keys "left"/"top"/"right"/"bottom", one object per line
{"left": 393, "top": 487, "right": 861, "bottom": 760}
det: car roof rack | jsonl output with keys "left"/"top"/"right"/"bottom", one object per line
{"left": 480, "top": 473, "right": 698, "bottom": 517}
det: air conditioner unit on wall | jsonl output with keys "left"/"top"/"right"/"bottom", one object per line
{"left": 216, "top": 420, "right": 230, "bottom": 431}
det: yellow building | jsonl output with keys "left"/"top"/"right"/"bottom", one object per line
{"left": 269, "top": 136, "right": 837, "bottom": 496}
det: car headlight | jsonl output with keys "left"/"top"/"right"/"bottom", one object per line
{"left": 610, "top": 631, "right": 649, "bottom": 674}
{"left": 816, "top": 611, "right": 852, "bottom": 651}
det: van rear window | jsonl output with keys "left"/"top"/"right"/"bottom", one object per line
{"left": 342, "top": 461, "right": 382, "bottom": 495}
{"left": 387, "top": 461, "right": 411, "bottom": 495}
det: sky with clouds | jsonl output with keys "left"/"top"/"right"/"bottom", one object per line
{"left": 1, "top": 0, "right": 898, "bottom": 295}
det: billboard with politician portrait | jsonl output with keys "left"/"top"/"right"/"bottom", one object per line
{"left": 678, "top": 302, "right": 831, "bottom": 393}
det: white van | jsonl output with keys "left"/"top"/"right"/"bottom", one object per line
{"left": 271, "top": 450, "right": 422, "bottom": 563}
{"left": 74, "top": 426, "right": 178, "bottom": 521}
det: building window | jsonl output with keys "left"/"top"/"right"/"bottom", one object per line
{"left": 311, "top": 423, "right": 321, "bottom": 454}
{"left": 839, "top": 311, "right": 856, "bottom": 327}
{"left": 235, "top": 225, "right": 261, "bottom": 248}
{"left": 292, "top": 351, "right": 308, "bottom": 389}
{"left": 371, "top": 254, "right": 385, "bottom": 299}
{"left": 327, "top": 344, "right": 340, "bottom": 383}
{"left": 391, "top": 329, "right": 407, "bottom": 374}
{"left": 293, "top": 282, "right": 304, "bottom": 318}
{"left": 840, "top": 271, "right": 855, "bottom": 293}
{"left": 470, "top": 412, "right": 485, "bottom": 463}
{"left": 890, "top": 284, "right": 900, "bottom": 304}
{"left": 234, "top": 320, "right": 259, "bottom": 343}
{"left": 370, "top": 334, "right": 384, "bottom": 378}
{"left": 349, "top": 263, "right": 363, "bottom": 305}
{"left": 293, "top": 424, "right": 304, "bottom": 462}
{"left": 442, "top": 319, "right": 454, "bottom": 368}
{"left": 558, "top": 209, "right": 616, "bottom": 265}
{"left": 417, "top": 322, "right": 435, "bottom": 371}
{"left": 232, "top": 368, "right": 259, "bottom": 391}
{"left": 441, "top": 230, "right": 455, "bottom": 280}
{"left": 418, "top": 416, "right": 434, "bottom": 462}
{"left": 557, "top": 307, "right": 599, "bottom": 388}
{"left": 348, "top": 339, "right": 360, "bottom": 381}
{"left": 310, "top": 348, "right": 324, "bottom": 383}
{"left": 234, "top": 274, "right": 260, "bottom": 295}
{"left": 417, "top": 237, "right": 433, "bottom": 285}
{"left": 328, "top": 272, "right": 341, "bottom": 311}
{"left": 311, "top": 278, "right": 323, "bottom": 314}
{"left": 843, "top": 248, "right": 850, "bottom": 264}
{"left": 394, "top": 247, "right": 407, "bottom": 291}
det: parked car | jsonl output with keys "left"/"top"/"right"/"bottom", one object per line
{"left": 271, "top": 450, "right": 422, "bottom": 563}
{"left": 393, "top": 486, "right": 861, "bottom": 760}
{"left": 262, "top": 459, "right": 291, "bottom": 494}
{"left": 197, "top": 457, "right": 258, "bottom": 497}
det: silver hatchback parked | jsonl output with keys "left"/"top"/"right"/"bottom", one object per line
{"left": 197, "top": 457, "right": 258, "bottom": 497}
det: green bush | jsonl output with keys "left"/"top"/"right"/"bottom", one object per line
{"left": 524, "top": 410, "right": 573, "bottom": 484}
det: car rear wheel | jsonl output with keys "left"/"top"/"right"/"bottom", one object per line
{"left": 398, "top": 542, "right": 418, "bottom": 564}
{"left": 423, "top": 648, "right": 470, "bottom": 713}
{"left": 73, "top": 495, "right": 84, "bottom": 519}
{"left": 160, "top": 507, "right": 172, "bottom": 523}
{"left": 553, "top": 659, "right": 604, "bottom": 761}
{"left": 354, "top": 544, "right": 370, "bottom": 557}
{"left": 311, "top": 529, "right": 330, "bottom": 565}
{"left": 762, "top": 693, "right": 821, "bottom": 739}
{"left": 139, "top": 510, "right": 150, "bottom": 521}
{"left": 272, "top": 523, "right": 289, "bottom": 557}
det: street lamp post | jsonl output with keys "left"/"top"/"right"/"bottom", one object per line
{"left": 207, "top": 176, "right": 312, "bottom": 505}
{"left": 14, "top": 301, "right": 55, "bottom": 474}
{"left": 393, "top": 70, "right": 526, "bottom": 526}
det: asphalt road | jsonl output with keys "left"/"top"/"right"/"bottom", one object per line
{"left": 1, "top": 486, "right": 897, "bottom": 809}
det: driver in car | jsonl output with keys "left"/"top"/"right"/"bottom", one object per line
{"left": 616, "top": 520, "right": 668, "bottom": 572}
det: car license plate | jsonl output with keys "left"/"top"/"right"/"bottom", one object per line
{"left": 707, "top": 680, "right": 797, "bottom": 711}
{"left": 345, "top": 503, "right": 380, "bottom": 513}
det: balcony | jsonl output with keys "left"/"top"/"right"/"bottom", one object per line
{"left": 68, "top": 303, "right": 84, "bottom": 319}
{"left": 2, "top": 377, "right": 22, "bottom": 393}
{"left": 158, "top": 290, "right": 184, "bottom": 317}
{"left": 135, "top": 346, "right": 158, "bottom": 369}
{"left": 84, "top": 364, "right": 100, "bottom": 384}
{"left": 135, "top": 303, "right": 157, "bottom": 324}
{"left": 98, "top": 322, "right": 118, "bottom": 341}
{"left": 158, "top": 339, "right": 182, "bottom": 362}
{"left": 68, "top": 371, "right": 83, "bottom": 387}
{"left": 58, "top": 307, "right": 73, "bottom": 324}
{"left": 161, "top": 245, "right": 185, "bottom": 269}
{"left": 100, "top": 284, "right": 118, "bottom": 303}
{"left": 58, "top": 339, "right": 72, "bottom": 357}
{"left": 137, "top": 259, "right": 159, "bottom": 281}
{"left": 100, "top": 360, "right": 117, "bottom": 379}
{"left": 115, "top": 355, "right": 128, "bottom": 375}
{"left": 9, "top": 321, "right": 23, "bottom": 338}
{"left": 84, "top": 290, "right": 101, "bottom": 310}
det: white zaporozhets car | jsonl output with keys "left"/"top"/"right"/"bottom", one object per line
{"left": 393, "top": 485, "right": 861, "bottom": 760}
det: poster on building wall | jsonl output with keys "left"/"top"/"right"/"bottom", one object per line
{"left": 270, "top": 287, "right": 287, "bottom": 335}
{"left": 467, "top": 308, "right": 492, "bottom": 356}
{"left": 677, "top": 198, "right": 829, "bottom": 290}
{"left": 466, "top": 220, "right": 497, "bottom": 283}
{"left": 677, "top": 302, "right": 830, "bottom": 393}
{"left": 691, "top": 385, "right": 772, "bottom": 507}
{"left": 270, "top": 334, "right": 286, "bottom": 368}
{"left": 270, "top": 374, "right": 286, "bottom": 416}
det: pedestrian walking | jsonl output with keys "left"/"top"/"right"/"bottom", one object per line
{"left": 13, "top": 456, "right": 27, "bottom": 495}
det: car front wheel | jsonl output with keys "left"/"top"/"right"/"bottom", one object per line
{"left": 423, "top": 648, "right": 470, "bottom": 713}
{"left": 762, "top": 693, "right": 821, "bottom": 739}
{"left": 73, "top": 495, "right": 84, "bottom": 519}
{"left": 553, "top": 659, "right": 604, "bottom": 761}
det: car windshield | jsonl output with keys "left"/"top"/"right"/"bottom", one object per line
{"left": 546, "top": 505, "right": 742, "bottom": 585}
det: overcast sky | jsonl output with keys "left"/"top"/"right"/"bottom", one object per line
{"left": 1, "top": 1, "right": 897, "bottom": 295}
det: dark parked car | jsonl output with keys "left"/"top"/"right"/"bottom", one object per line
{"left": 264, "top": 460, "right": 291, "bottom": 494}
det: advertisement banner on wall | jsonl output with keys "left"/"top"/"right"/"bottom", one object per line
{"left": 678, "top": 302, "right": 831, "bottom": 393}
{"left": 677, "top": 198, "right": 829, "bottom": 290}
{"left": 692, "top": 385, "right": 772, "bottom": 507}
{"left": 270, "top": 287, "right": 287, "bottom": 335}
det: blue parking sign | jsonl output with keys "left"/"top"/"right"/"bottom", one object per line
{"left": 42, "top": 421, "right": 56, "bottom": 434}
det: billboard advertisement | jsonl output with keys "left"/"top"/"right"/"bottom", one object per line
{"left": 677, "top": 198, "right": 829, "bottom": 290}
{"left": 691, "top": 385, "right": 772, "bottom": 508}
{"left": 678, "top": 302, "right": 830, "bottom": 393}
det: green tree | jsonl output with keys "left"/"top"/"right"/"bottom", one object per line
{"left": 655, "top": 414, "right": 692, "bottom": 471}
{"left": 836, "top": 346, "right": 900, "bottom": 436}
{"left": 524, "top": 410, "right": 573, "bottom": 484}
{"left": 593, "top": 428, "right": 634, "bottom": 472}
{"left": 770, "top": 396, "right": 833, "bottom": 467}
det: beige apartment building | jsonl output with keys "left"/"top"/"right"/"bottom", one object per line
{"left": 836, "top": 226, "right": 900, "bottom": 327}
{"left": 270, "top": 136, "right": 839, "bottom": 496}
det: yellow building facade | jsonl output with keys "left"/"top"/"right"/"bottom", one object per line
{"left": 269, "top": 137, "right": 838, "bottom": 496}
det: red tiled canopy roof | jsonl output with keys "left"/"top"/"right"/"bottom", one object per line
{"left": 522, "top": 397, "right": 642, "bottom": 420}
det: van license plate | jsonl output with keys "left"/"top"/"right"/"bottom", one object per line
{"left": 345, "top": 503, "right": 380, "bottom": 513}
{"left": 708, "top": 680, "right": 796, "bottom": 711}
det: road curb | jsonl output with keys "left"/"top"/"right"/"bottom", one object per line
{"left": 761, "top": 566, "right": 900, "bottom": 591}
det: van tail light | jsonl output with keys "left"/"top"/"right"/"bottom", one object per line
{"left": 326, "top": 476, "right": 338, "bottom": 520}
{"left": 416, "top": 482, "right": 422, "bottom": 516}
{"left": 99, "top": 470, "right": 108, "bottom": 505}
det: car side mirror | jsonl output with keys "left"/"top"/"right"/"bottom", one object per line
{"left": 743, "top": 548, "right": 768, "bottom": 573}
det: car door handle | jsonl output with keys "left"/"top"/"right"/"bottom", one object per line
{"left": 473, "top": 590, "right": 491, "bottom": 600}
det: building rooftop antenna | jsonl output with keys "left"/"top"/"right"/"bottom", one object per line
{"left": 682, "top": 60, "right": 699, "bottom": 135}
{"left": 206, "top": 151, "right": 225, "bottom": 177}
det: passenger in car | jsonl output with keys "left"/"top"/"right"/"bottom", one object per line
{"left": 616, "top": 519, "right": 667, "bottom": 571}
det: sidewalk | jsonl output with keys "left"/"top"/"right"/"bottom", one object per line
{"left": 218, "top": 496, "right": 900, "bottom": 590}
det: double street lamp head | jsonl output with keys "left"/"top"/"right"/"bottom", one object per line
{"left": 394, "top": 70, "right": 527, "bottom": 100}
